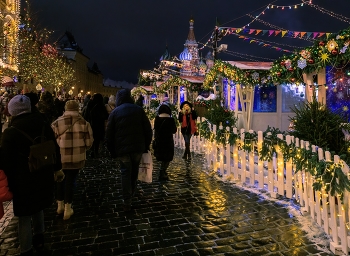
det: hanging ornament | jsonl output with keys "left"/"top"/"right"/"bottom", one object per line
{"left": 308, "top": 59, "right": 314, "bottom": 64}
{"left": 251, "top": 72, "right": 259, "bottom": 80}
{"left": 300, "top": 50, "right": 311, "bottom": 59}
{"left": 285, "top": 59, "right": 292, "bottom": 69}
{"left": 340, "top": 41, "right": 349, "bottom": 54}
{"left": 319, "top": 41, "right": 325, "bottom": 47}
{"left": 321, "top": 53, "right": 330, "bottom": 63}
{"left": 336, "top": 35, "right": 345, "bottom": 40}
{"left": 327, "top": 39, "right": 338, "bottom": 52}
{"left": 297, "top": 58, "right": 307, "bottom": 69}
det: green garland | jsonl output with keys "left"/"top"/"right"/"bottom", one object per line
{"left": 203, "top": 60, "right": 273, "bottom": 90}
{"left": 131, "top": 86, "right": 151, "bottom": 97}
{"left": 202, "top": 27, "right": 350, "bottom": 87}
{"left": 197, "top": 120, "right": 350, "bottom": 203}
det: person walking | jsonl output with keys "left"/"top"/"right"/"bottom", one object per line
{"left": 83, "top": 93, "right": 108, "bottom": 158}
{"left": 106, "top": 89, "right": 152, "bottom": 212}
{"left": 38, "top": 91, "right": 59, "bottom": 123}
{"left": 153, "top": 104, "right": 177, "bottom": 181}
{"left": 178, "top": 101, "right": 198, "bottom": 160}
{"left": 0, "top": 95, "right": 63, "bottom": 256}
{"left": 51, "top": 100, "right": 93, "bottom": 220}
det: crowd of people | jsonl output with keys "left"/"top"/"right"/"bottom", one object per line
{"left": 0, "top": 89, "right": 197, "bottom": 255}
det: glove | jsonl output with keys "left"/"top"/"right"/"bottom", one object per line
{"left": 54, "top": 170, "right": 65, "bottom": 182}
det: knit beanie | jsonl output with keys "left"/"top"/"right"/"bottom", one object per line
{"left": 65, "top": 100, "right": 79, "bottom": 111}
{"left": 8, "top": 95, "right": 31, "bottom": 116}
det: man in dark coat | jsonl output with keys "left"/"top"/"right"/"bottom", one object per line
{"left": 106, "top": 89, "right": 152, "bottom": 212}
{"left": 83, "top": 93, "right": 109, "bottom": 158}
{"left": 0, "top": 95, "right": 63, "bottom": 255}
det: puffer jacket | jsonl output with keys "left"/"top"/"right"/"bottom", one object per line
{"left": 51, "top": 111, "right": 94, "bottom": 169}
{"left": 106, "top": 89, "right": 152, "bottom": 157}
{"left": 1, "top": 112, "right": 62, "bottom": 216}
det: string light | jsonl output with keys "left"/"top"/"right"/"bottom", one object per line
{"left": 305, "top": 0, "right": 350, "bottom": 24}
{"left": 245, "top": 14, "right": 314, "bottom": 43}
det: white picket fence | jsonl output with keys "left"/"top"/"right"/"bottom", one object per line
{"left": 174, "top": 119, "right": 350, "bottom": 255}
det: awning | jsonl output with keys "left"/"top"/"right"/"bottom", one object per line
{"left": 1, "top": 76, "right": 15, "bottom": 87}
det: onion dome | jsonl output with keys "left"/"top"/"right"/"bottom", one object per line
{"left": 179, "top": 47, "right": 192, "bottom": 61}
{"left": 160, "top": 46, "right": 171, "bottom": 61}
{"left": 198, "top": 58, "right": 207, "bottom": 70}
{"left": 205, "top": 51, "right": 214, "bottom": 60}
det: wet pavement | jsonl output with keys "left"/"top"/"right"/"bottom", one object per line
{"left": 0, "top": 148, "right": 333, "bottom": 256}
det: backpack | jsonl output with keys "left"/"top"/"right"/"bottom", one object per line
{"left": 13, "top": 126, "right": 56, "bottom": 172}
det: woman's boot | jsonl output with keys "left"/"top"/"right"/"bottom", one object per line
{"left": 57, "top": 200, "right": 64, "bottom": 215}
{"left": 63, "top": 203, "right": 74, "bottom": 220}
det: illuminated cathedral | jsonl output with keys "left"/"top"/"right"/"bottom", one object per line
{"left": 158, "top": 18, "right": 213, "bottom": 78}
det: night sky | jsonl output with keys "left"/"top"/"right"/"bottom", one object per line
{"left": 27, "top": 0, "right": 350, "bottom": 84}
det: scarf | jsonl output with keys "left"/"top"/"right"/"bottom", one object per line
{"left": 182, "top": 113, "right": 197, "bottom": 134}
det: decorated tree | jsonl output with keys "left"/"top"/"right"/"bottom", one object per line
{"left": 18, "top": 0, "right": 75, "bottom": 90}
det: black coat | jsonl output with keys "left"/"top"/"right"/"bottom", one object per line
{"left": 106, "top": 103, "right": 152, "bottom": 157}
{"left": 90, "top": 103, "right": 109, "bottom": 140}
{"left": 0, "top": 112, "right": 62, "bottom": 216}
{"left": 154, "top": 115, "right": 177, "bottom": 162}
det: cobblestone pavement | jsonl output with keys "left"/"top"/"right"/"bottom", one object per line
{"left": 0, "top": 148, "right": 333, "bottom": 256}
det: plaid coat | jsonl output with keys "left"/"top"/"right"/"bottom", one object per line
{"left": 51, "top": 111, "right": 93, "bottom": 169}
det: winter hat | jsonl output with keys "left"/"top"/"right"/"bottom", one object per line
{"left": 8, "top": 95, "right": 31, "bottom": 116}
{"left": 24, "top": 92, "right": 39, "bottom": 107}
{"left": 158, "top": 104, "right": 171, "bottom": 115}
{"left": 180, "top": 101, "right": 192, "bottom": 110}
{"left": 65, "top": 100, "right": 79, "bottom": 111}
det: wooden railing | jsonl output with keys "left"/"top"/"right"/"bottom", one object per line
{"left": 173, "top": 118, "right": 350, "bottom": 255}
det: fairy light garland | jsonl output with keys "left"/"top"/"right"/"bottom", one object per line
{"left": 230, "top": 32, "right": 297, "bottom": 51}
{"left": 224, "top": 50, "right": 275, "bottom": 62}
{"left": 198, "top": 121, "right": 350, "bottom": 203}
{"left": 305, "top": 0, "right": 350, "bottom": 24}
{"left": 246, "top": 14, "right": 314, "bottom": 43}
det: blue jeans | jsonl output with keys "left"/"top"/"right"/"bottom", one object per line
{"left": 117, "top": 153, "right": 143, "bottom": 206}
{"left": 183, "top": 134, "right": 192, "bottom": 144}
{"left": 18, "top": 210, "right": 45, "bottom": 253}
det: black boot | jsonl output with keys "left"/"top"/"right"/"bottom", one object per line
{"left": 159, "top": 170, "right": 169, "bottom": 181}
{"left": 33, "top": 233, "right": 44, "bottom": 251}
{"left": 182, "top": 143, "right": 189, "bottom": 159}
{"left": 185, "top": 143, "right": 191, "bottom": 160}
{"left": 20, "top": 249, "right": 33, "bottom": 256}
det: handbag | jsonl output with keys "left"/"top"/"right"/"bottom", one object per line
{"left": 138, "top": 150, "right": 153, "bottom": 183}
{"left": 13, "top": 126, "right": 56, "bottom": 172}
